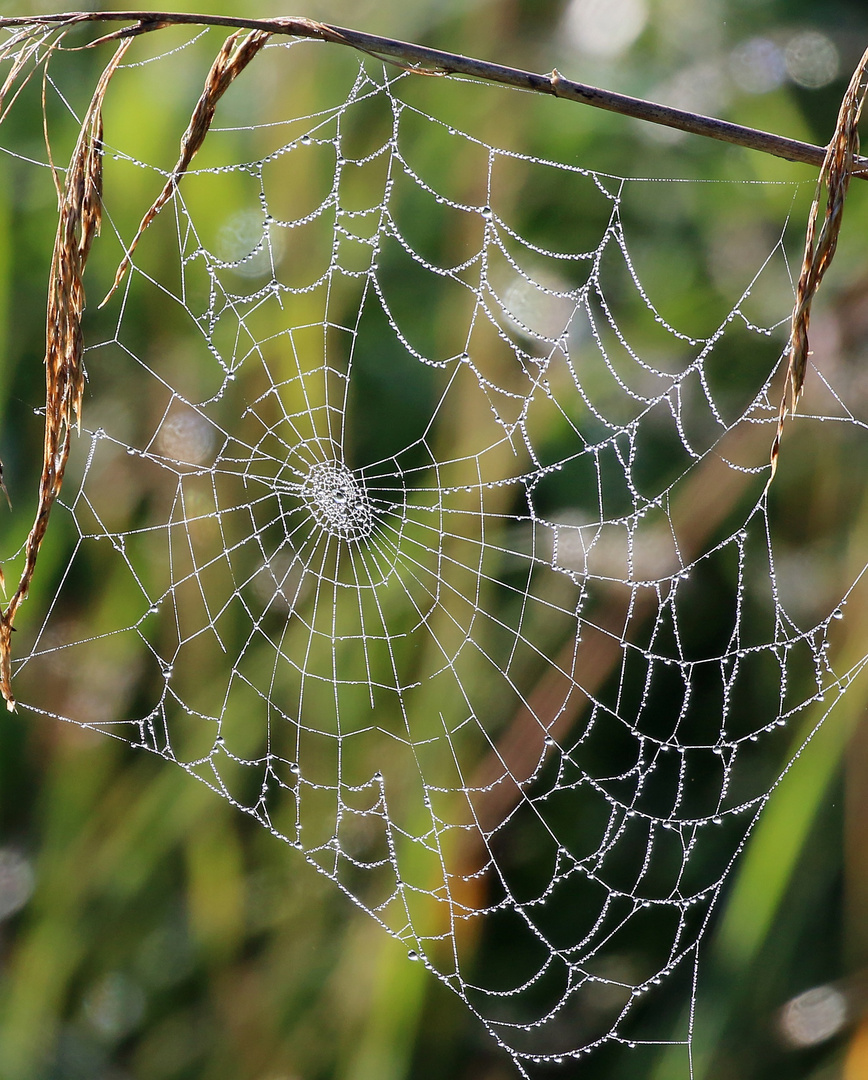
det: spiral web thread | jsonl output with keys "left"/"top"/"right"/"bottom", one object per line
{"left": 2, "top": 27, "right": 866, "bottom": 1077}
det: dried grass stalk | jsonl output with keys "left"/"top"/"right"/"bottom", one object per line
{"left": 768, "top": 45, "right": 868, "bottom": 486}
{"left": 0, "top": 27, "right": 53, "bottom": 123}
{"left": 0, "top": 38, "right": 133, "bottom": 711}
{"left": 102, "top": 28, "right": 270, "bottom": 305}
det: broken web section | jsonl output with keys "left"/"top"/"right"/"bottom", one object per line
{"left": 0, "top": 27, "right": 864, "bottom": 1077}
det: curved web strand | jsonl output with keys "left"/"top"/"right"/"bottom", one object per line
{"left": 0, "top": 29, "right": 864, "bottom": 1078}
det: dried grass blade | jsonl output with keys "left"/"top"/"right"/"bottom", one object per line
{"left": 768, "top": 44, "right": 868, "bottom": 486}
{"left": 101, "top": 28, "right": 270, "bottom": 306}
{"left": 0, "top": 37, "right": 133, "bottom": 711}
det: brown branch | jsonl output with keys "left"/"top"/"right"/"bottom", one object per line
{"left": 0, "top": 10, "right": 863, "bottom": 178}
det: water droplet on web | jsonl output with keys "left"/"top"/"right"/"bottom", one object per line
{"left": 833, "top": 609, "right": 844, "bottom": 620}
{"left": 481, "top": 206, "right": 493, "bottom": 219}
{"left": 407, "top": 949, "right": 419, "bottom": 961}
{"left": 300, "top": 134, "right": 312, "bottom": 145}
{"left": 290, "top": 763, "right": 300, "bottom": 775}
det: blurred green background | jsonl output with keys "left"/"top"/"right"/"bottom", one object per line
{"left": 1, "top": 1, "right": 868, "bottom": 1078}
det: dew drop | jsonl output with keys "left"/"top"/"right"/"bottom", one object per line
{"left": 407, "top": 949, "right": 419, "bottom": 961}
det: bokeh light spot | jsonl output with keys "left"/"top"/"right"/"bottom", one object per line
{"left": 563, "top": 0, "right": 648, "bottom": 59}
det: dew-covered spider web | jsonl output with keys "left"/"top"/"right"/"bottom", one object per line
{"left": 2, "top": 23, "right": 867, "bottom": 1079}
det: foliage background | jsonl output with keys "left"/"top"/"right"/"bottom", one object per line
{"left": 0, "top": 1, "right": 867, "bottom": 1078}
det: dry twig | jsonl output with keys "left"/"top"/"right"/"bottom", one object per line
{"left": 0, "top": 11, "right": 862, "bottom": 178}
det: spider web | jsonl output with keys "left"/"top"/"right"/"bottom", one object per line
{"left": 1, "top": 26, "right": 865, "bottom": 1077}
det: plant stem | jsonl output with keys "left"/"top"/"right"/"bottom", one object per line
{"left": 3, "top": 9, "right": 864, "bottom": 177}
